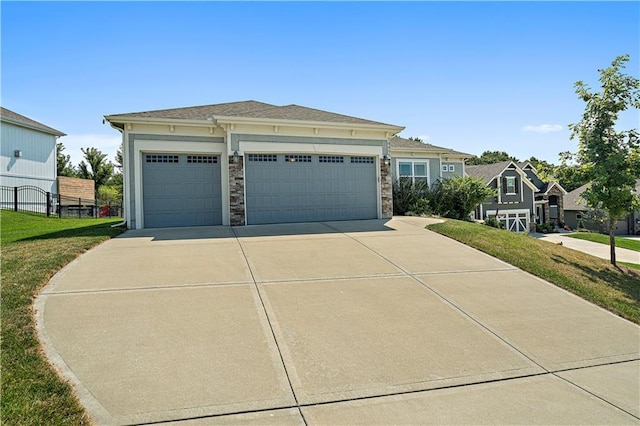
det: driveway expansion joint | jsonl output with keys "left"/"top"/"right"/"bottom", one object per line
{"left": 230, "top": 227, "right": 308, "bottom": 426}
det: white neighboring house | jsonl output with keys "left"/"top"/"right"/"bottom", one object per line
{"left": 1, "top": 107, "right": 66, "bottom": 193}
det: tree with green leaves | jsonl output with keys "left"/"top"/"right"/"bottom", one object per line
{"left": 569, "top": 54, "right": 640, "bottom": 266}
{"left": 430, "top": 175, "right": 497, "bottom": 220}
{"left": 467, "top": 150, "right": 519, "bottom": 165}
{"left": 56, "top": 142, "right": 77, "bottom": 177}
{"left": 77, "top": 147, "right": 115, "bottom": 193}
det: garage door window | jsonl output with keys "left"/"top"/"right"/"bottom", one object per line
{"left": 319, "top": 155, "right": 344, "bottom": 163}
{"left": 146, "top": 154, "right": 179, "bottom": 163}
{"left": 285, "top": 154, "right": 311, "bottom": 163}
{"left": 398, "top": 161, "right": 428, "bottom": 185}
{"left": 248, "top": 154, "right": 277, "bottom": 162}
{"left": 187, "top": 155, "right": 217, "bottom": 164}
{"left": 351, "top": 156, "right": 375, "bottom": 164}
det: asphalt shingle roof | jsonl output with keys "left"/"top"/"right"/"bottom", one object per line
{"left": 107, "top": 100, "right": 399, "bottom": 127}
{"left": 389, "top": 136, "right": 472, "bottom": 157}
{"left": 564, "top": 179, "right": 640, "bottom": 211}
{"left": 0, "top": 107, "right": 66, "bottom": 136}
{"left": 465, "top": 161, "right": 514, "bottom": 184}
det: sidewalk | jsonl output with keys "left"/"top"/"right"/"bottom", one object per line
{"left": 533, "top": 232, "right": 640, "bottom": 264}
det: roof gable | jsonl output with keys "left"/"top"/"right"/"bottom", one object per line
{"left": 466, "top": 161, "right": 538, "bottom": 191}
{"left": 389, "top": 136, "right": 472, "bottom": 157}
{"left": 0, "top": 107, "right": 66, "bottom": 136}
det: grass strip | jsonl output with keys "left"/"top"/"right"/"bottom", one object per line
{"left": 427, "top": 219, "right": 640, "bottom": 324}
{"left": 565, "top": 232, "right": 640, "bottom": 252}
{"left": 1, "top": 211, "right": 125, "bottom": 425}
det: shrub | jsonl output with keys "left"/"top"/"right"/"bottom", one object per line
{"left": 410, "top": 198, "right": 431, "bottom": 216}
{"left": 430, "top": 175, "right": 496, "bottom": 220}
{"left": 392, "top": 179, "right": 429, "bottom": 215}
{"left": 485, "top": 217, "right": 505, "bottom": 229}
{"left": 536, "top": 223, "right": 554, "bottom": 233}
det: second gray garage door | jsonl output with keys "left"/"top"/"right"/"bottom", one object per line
{"left": 142, "top": 153, "right": 222, "bottom": 228}
{"left": 245, "top": 154, "right": 378, "bottom": 224}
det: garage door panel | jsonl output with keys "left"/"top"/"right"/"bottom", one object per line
{"left": 246, "top": 154, "right": 377, "bottom": 225}
{"left": 143, "top": 154, "right": 222, "bottom": 228}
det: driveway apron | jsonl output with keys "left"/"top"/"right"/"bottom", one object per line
{"left": 36, "top": 217, "right": 640, "bottom": 425}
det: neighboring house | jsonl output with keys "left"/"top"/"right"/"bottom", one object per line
{"left": 1, "top": 107, "right": 66, "bottom": 193}
{"left": 105, "top": 100, "right": 404, "bottom": 229}
{"left": 389, "top": 136, "right": 471, "bottom": 186}
{"left": 564, "top": 180, "right": 640, "bottom": 235}
{"left": 466, "top": 161, "right": 567, "bottom": 233}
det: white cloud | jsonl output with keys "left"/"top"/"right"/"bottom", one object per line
{"left": 57, "top": 133, "right": 122, "bottom": 166}
{"left": 417, "top": 134, "right": 431, "bottom": 141}
{"left": 522, "top": 124, "right": 563, "bottom": 133}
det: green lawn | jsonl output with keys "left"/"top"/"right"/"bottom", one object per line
{"left": 427, "top": 220, "right": 640, "bottom": 324}
{"left": 566, "top": 232, "right": 640, "bottom": 252}
{"left": 1, "top": 210, "right": 125, "bottom": 425}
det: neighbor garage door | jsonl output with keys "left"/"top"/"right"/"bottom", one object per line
{"left": 245, "top": 153, "right": 378, "bottom": 224}
{"left": 142, "top": 153, "right": 222, "bottom": 228}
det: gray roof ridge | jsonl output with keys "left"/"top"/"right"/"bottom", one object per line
{"left": 107, "top": 100, "right": 278, "bottom": 117}
{"left": 0, "top": 106, "right": 66, "bottom": 136}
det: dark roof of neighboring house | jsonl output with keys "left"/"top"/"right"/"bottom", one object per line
{"left": 389, "top": 136, "right": 472, "bottom": 157}
{"left": 465, "top": 161, "right": 515, "bottom": 184}
{"left": 0, "top": 107, "right": 66, "bottom": 136}
{"left": 565, "top": 179, "right": 640, "bottom": 211}
{"left": 564, "top": 183, "right": 590, "bottom": 211}
{"left": 106, "top": 100, "right": 401, "bottom": 128}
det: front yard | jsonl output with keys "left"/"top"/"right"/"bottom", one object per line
{"left": 1, "top": 211, "right": 124, "bottom": 424}
{"left": 427, "top": 220, "right": 640, "bottom": 324}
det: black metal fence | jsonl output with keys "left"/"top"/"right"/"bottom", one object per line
{"left": 0, "top": 185, "right": 123, "bottom": 218}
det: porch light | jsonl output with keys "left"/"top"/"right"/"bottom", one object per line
{"left": 383, "top": 154, "right": 390, "bottom": 166}
{"left": 233, "top": 151, "right": 239, "bottom": 163}
{"left": 14, "top": 150, "right": 22, "bottom": 158}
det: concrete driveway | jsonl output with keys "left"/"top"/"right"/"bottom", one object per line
{"left": 36, "top": 217, "right": 640, "bottom": 425}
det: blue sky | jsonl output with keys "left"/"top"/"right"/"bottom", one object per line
{"left": 2, "top": 1, "right": 638, "bottom": 166}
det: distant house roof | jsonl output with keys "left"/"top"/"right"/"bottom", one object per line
{"left": 0, "top": 107, "right": 66, "bottom": 136}
{"left": 564, "top": 179, "right": 640, "bottom": 211}
{"left": 389, "top": 136, "right": 472, "bottom": 157}
{"left": 564, "top": 183, "right": 591, "bottom": 211}
{"left": 105, "top": 100, "right": 402, "bottom": 129}
{"left": 465, "top": 161, "right": 514, "bottom": 184}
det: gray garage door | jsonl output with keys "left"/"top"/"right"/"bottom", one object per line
{"left": 245, "top": 154, "right": 378, "bottom": 224}
{"left": 142, "top": 153, "right": 222, "bottom": 228}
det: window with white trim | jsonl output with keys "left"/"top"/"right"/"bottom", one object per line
{"left": 448, "top": 164, "right": 455, "bottom": 172}
{"left": 398, "top": 160, "right": 428, "bottom": 185}
{"left": 442, "top": 165, "right": 448, "bottom": 173}
{"left": 505, "top": 176, "right": 517, "bottom": 194}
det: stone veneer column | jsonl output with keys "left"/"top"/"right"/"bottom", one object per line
{"left": 229, "top": 156, "right": 245, "bottom": 226}
{"left": 381, "top": 160, "right": 393, "bottom": 218}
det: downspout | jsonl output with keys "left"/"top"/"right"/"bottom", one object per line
{"left": 106, "top": 120, "right": 127, "bottom": 228}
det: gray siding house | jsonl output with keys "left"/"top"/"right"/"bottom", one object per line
{"left": 105, "top": 101, "right": 404, "bottom": 229}
{"left": 467, "top": 161, "right": 538, "bottom": 232}
{"left": 1, "top": 107, "right": 65, "bottom": 194}
{"left": 467, "top": 161, "right": 567, "bottom": 233}
{"left": 389, "top": 136, "right": 470, "bottom": 187}
{"left": 564, "top": 180, "right": 640, "bottom": 235}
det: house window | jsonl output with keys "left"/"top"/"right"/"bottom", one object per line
{"left": 442, "top": 165, "right": 448, "bottom": 173}
{"left": 398, "top": 161, "right": 428, "bottom": 185}
{"left": 448, "top": 164, "right": 455, "bottom": 172}
{"left": 505, "top": 176, "right": 517, "bottom": 194}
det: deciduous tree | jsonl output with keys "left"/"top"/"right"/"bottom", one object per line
{"left": 569, "top": 54, "right": 640, "bottom": 266}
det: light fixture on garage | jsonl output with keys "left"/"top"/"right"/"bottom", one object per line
{"left": 383, "top": 154, "right": 390, "bottom": 166}
{"left": 14, "top": 150, "right": 22, "bottom": 158}
{"left": 233, "top": 151, "right": 239, "bottom": 164}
